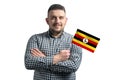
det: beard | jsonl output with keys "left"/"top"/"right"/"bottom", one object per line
{"left": 49, "top": 28, "right": 64, "bottom": 35}
{"left": 50, "top": 23, "right": 64, "bottom": 34}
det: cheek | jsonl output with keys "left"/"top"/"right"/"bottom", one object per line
{"left": 50, "top": 20, "right": 55, "bottom": 24}
{"left": 47, "top": 21, "right": 53, "bottom": 26}
{"left": 63, "top": 20, "right": 67, "bottom": 25}
{"left": 46, "top": 19, "right": 54, "bottom": 25}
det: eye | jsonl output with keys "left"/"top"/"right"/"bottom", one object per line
{"left": 59, "top": 16, "right": 64, "bottom": 19}
{"left": 51, "top": 16, "right": 56, "bottom": 20}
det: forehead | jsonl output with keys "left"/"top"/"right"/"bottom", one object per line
{"left": 48, "top": 10, "right": 66, "bottom": 17}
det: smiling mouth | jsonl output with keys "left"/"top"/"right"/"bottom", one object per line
{"left": 54, "top": 25, "right": 61, "bottom": 27}
{"left": 53, "top": 23, "right": 62, "bottom": 27}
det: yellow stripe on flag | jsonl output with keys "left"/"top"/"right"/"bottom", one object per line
{"left": 76, "top": 32, "right": 99, "bottom": 43}
{"left": 72, "top": 38, "right": 95, "bottom": 51}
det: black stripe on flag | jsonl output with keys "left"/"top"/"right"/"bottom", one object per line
{"left": 77, "top": 29, "right": 100, "bottom": 41}
{"left": 74, "top": 36, "right": 96, "bottom": 48}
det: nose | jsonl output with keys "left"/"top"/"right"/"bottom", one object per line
{"left": 55, "top": 17, "right": 60, "bottom": 23}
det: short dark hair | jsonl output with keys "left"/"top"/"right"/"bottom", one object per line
{"left": 48, "top": 4, "right": 66, "bottom": 13}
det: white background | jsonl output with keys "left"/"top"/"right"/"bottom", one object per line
{"left": 0, "top": 0, "right": 120, "bottom": 80}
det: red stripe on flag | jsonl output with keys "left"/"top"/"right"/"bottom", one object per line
{"left": 72, "top": 40, "right": 94, "bottom": 53}
{"left": 75, "top": 34, "right": 98, "bottom": 46}
{"left": 75, "top": 34, "right": 84, "bottom": 39}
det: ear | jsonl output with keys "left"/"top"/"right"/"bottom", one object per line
{"left": 46, "top": 18, "right": 49, "bottom": 25}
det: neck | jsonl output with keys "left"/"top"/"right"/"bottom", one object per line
{"left": 49, "top": 29, "right": 63, "bottom": 38}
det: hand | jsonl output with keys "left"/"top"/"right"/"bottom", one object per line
{"left": 53, "top": 50, "right": 70, "bottom": 64}
{"left": 59, "top": 50, "right": 70, "bottom": 61}
{"left": 31, "top": 48, "right": 46, "bottom": 57}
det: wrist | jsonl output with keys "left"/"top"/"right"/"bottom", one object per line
{"left": 53, "top": 54, "right": 61, "bottom": 64}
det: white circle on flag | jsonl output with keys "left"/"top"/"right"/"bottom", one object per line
{"left": 83, "top": 38, "right": 88, "bottom": 43}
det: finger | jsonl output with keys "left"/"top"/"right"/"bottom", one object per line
{"left": 31, "top": 50, "right": 39, "bottom": 56}
{"left": 33, "top": 48, "right": 46, "bottom": 56}
{"left": 31, "top": 49, "right": 46, "bottom": 57}
{"left": 62, "top": 50, "right": 70, "bottom": 53}
{"left": 66, "top": 50, "right": 70, "bottom": 52}
{"left": 33, "top": 48, "right": 42, "bottom": 53}
{"left": 67, "top": 52, "right": 70, "bottom": 56}
{"left": 31, "top": 49, "right": 41, "bottom": 56}
{"left": 32, "top": 49, "right": 41, "bottom": 54}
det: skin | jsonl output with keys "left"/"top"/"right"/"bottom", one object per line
{"left": 46, "top": 10, "right": 67, "bottom": 37}
{"left": 31, "top": 10, "right": 70, "bottom": 64}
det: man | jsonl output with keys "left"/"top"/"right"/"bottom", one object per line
{"left": 24, "top": 4, "right": 82, "bottom": 80}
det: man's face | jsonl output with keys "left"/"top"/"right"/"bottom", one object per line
{"left": 46, "top": 10, "right": 67, "bottom": 33}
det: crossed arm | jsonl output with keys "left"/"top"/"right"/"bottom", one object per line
{"left": 31, "top": 48, "right": 70, "bottom": 64}
{"left": 24, "top": 35, "right": 82, "bottom": 73}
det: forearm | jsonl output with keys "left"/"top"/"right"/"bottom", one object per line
{"left": 51, "top": 60, "right": 79, "bottom": 73}
{"left": 52, "top": 56, "right": 77, "bottom": 73}
{"left": 25, "top": 51, "right": 53, "bottom": 70}
{"left": 24, "top": 34, "right": 54, "bottom": 70}
{"left": 51, "top": 54, "right": 82, "bottom": 73}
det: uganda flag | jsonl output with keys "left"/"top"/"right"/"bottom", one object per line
{"left": 72, "top": 29, "right": 100, "bottom": 53}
